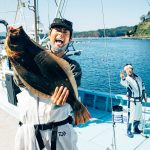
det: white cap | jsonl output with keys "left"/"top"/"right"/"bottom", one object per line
{"left": 124, "top": 64, "right": 133, "bottom": 71}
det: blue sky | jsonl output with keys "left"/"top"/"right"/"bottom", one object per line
{"left": 0, "top": 0, "right": 150, "bottom": 32}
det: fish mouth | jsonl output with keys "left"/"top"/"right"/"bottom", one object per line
{"left": 55, "top": 38, "right": 64, "bottom": 47}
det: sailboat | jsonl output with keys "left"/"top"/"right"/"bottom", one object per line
{"left": 0, "top": 0, "right": 150, "bottom": 150}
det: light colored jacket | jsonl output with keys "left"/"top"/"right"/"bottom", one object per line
{"left": 120, "top": 74, "right": 145, "bottom": 98}
{"left": 15, "top": 89, "right": 78, "bottom": 150}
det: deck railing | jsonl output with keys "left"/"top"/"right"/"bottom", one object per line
{"left": 78, "top": 88, "right": 150, "bottom": 112}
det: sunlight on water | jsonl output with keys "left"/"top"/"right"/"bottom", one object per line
{"left": 72, "top": 38, "right": 150, "bottom": 96}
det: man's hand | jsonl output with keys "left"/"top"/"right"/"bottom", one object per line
{"left": 120, "top": 71, "right": 125, "bottom": 80}
{"left": 51, "top": 86, "right": 69, "bottom": 105}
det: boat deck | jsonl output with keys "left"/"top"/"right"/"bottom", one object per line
{"left": 0, "top": 108, "right": 18, "bottom": 150}
{"left": 0, "top": 102, "right": 150, "bottom": 150}
{"left": 75, "top": 107, "right": 150, "bottom": 150}
{"left": 0, "top": 81, "right": 150, "bottom": 150}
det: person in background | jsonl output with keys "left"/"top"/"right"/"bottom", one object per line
{"left": 120, "top": 64, "right": 147, "bottom": 138}
{"left": 15, "top": 18, "right": 82, "bottom": 150}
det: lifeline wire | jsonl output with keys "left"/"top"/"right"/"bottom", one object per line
{"left": 100, "top": 0, "right": 117, "bottom": 150}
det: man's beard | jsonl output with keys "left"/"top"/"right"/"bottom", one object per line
{"left": 50, "top": 41, "right": 69, "bottom": 54}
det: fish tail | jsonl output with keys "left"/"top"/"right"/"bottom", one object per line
{"left": 74, "top": 101, "right": 91, "bottom": 125}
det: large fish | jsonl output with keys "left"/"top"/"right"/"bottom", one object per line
{"left": 4, "top": 26, "right": 91, "bottom": 125}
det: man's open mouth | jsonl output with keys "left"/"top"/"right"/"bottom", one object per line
{"left": 55, "top": 39, "right": 64, "bottom": 47}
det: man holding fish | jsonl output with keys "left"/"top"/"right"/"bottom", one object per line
{"left": 5, "top": 18, "right": 90, "bottom": 150}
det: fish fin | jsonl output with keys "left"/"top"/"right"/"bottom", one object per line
{"left": 74, "top": 102, "right": 91, "bottom": 125}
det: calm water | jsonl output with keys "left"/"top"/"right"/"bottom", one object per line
{"left": 72, "top": 38, "right": 150, "bottom": 96}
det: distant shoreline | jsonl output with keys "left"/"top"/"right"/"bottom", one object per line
{"left": 121, "top": 36, "right": 150, "bottom": 40}
{"left": 73, "top": 36, "right": 150, "bottom": 40}
{"left": 1, "top": 34, "right": 150, "bottom": 41}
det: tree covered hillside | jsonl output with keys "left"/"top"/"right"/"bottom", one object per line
{"left": 73, "top": 26, "right": 133, "bottom": 38}
{"left": 126, "top": 11, "right": 150, "bottom": 38}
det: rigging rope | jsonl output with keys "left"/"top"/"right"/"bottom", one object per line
{"left": 55, "top": 0, "right": 67, "bottom": 18}
{"left": 55, "top": 0, "right": 63, "bottom": 18}
{"left": 47, "top": 0, "right": 50, "bottom": 26}
{"left": 36, "top": 0, "right": 40, "bottom": 38}
{"left": 14, "top": 0, "right": 20, "bottom": 25}
{"left": 59, "top": 0, "right": 66, "bottom": 16}
{"left": 146, "top": 0, "right": 150, "bottom": 7}
{"left": 14, "top": 0, "right": 27, "bottom": 31}
{"left": 62, "top": 0, "right": 68, "bottom": 17}
{"left": 0, "top": 11, "right": 16, "bottom": 13}
{"left": 100, "top": 0, "right": 117, "bottom": 149}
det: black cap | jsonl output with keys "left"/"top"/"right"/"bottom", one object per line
{"left": 50, "top": 18, "right": 73, "bottom": 32}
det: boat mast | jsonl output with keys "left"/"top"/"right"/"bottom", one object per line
{"left": 34, "top": 0, "right": 38, "bottom": 42}
{"left": 28, "top": 0, "right": 39, "bottom": 42}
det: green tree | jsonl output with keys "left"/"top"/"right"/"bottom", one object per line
{"left": 140, "top": 15, "right": 146, "bottom": 22}
{"left": 146, "top": 11, "right": 150, "bottom": 19}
